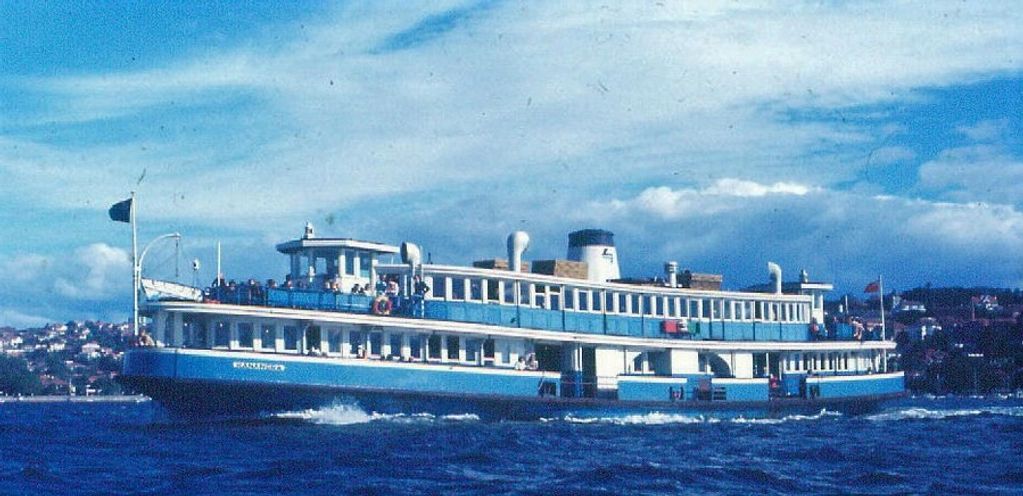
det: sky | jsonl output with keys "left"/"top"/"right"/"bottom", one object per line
{"left": 1, "top": 1, "right": 1021, "bottom": 327}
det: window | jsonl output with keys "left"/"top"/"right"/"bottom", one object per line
{"left": 487, "top": 279, "right": 500, "bottom": 302}
{"left": 369, "top": 332, "right": 383, "bottom": 357}
{"left": 389, "top": 333, "right": 402, "bottom": 358}
{"left": 579, "top": 291, "right": 590, "bottom": 311}
{"left": 434, "top": 277, "right": 448, "bottom": 299}
{"left": 549, "top": 292, "right": 562, "bottom": 311}
{"left": 618, "top": 293, "right": 628, "bottom": 314}
{"left": 565, "top": 289, "right": 576, "bottom": 310}
{"left": 237, "top": 323, "right": 254, "bottom": 348}
{"left": 503, "top": 281, "right": 514, "bottom": 304}
{"left": 359, "top": 252, "right": 371, "bottom": 279}
{"left": 409, "top": 335, "right": 423, "bottom": 359}
{"left": 470, "top": 279, "right": 482, "bottom": 300}
{"left": 483, "top": 338, "right": 495, "bottom": 361}
{"left": 283, "top": 326, "right": 300, "bottom": 351}
{"left": 328, "top": 328, "right": 343, "bottom": 354}
{"left": 520, "top": 283, "right": 532, "bottom": 307}
{"left": 501, "top": 341, "right": 512, "bottom": 364}
{"left": 344, "top": 250, "right": 356, "bottom": 276}
{"left": 452, "top": 279, "right": 466, "bottom": 300}
{"left": 261, "top": 325, "right": 276, "bottom": 350}
{"left": 214, "top": 322, "right": 230, "bottom": 348}
{"left": 349, "top": 330, "right": 364, "bottom": 356}
{"left": 630, "top": 294, "right": 641, "bottom": 315}
{"left": 446, "top": 336, "right": 459, "bottom": 361}
{"left": 465, "top": 338, "right": 482, "bottom": 363}
{"left": 428, "top": 335, "right": 442, "bottom": 359}
{"left": 163, "top": 316, "right": 174, "bottom": 345}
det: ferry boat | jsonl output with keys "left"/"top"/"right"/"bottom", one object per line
{"left": 120, "top": 225, "right": 904, "bottom": 419}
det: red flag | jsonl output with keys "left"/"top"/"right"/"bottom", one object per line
{"left": 864, "top": 280, "right": 880, "bottom": 293}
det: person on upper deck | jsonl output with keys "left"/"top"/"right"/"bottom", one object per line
{"left": 413, "top": 275, "right": 430, "bottom": 296}
{"left": 385, "top": 277, "right": 400, "bottom": 297}
{"left": 514, "top": 357, "right": 526, "bottom": 371}
{"left": 375, "top": 275, "right": 387, "bottom": 295}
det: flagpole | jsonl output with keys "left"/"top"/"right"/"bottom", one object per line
{"left": 878, "top": 274, "right": 885, "bottom": 340}
{"left": 131, "top": 191, "right": 139, "bottom": 338}
{"left": 879, "top": 273, "right": 887, "bottom": 373}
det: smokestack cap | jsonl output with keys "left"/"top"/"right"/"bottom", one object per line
{"left": 568, "top": 229, "right": 615, "bottom": 248}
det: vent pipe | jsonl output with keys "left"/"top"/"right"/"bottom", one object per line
{"left": 401, "top": 242, "right": 421, "bottom": 268}
{"left": 767, "top": 262, "right": 782, "bottom": 294}
{"left": 664, "top": 261, "right": 678, "bottom": 288}
{"left": 507, "top": 231, "right": 530, "bottom": 272}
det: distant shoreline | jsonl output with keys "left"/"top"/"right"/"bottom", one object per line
{"left": 0, "top": 395, "right": 149, "bottom": 403}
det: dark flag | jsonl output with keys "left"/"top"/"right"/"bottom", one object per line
{"left": 864, "top": 280, "right": 880, "bottom": 293}
{"left": 108, "top": 198, "right": 132, "bottom": 223}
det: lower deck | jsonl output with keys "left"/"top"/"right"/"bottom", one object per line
{"left": 135, "top": 303, "right": 901, "bottom": 410}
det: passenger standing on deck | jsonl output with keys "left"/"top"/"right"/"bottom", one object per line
{"left": 412, "top": 275, "right": 430, "bottom": 317}
{"left": 514, "top": 357, "right": 526, "bottom": 371}
{"left": 526, "top": 353, "right": 539, "bottom": 371}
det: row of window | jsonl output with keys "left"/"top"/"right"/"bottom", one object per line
{"left": 424, "top": 275, "right": 811, "bottom": 323}
{"left": 166, "top": 318, "right": 521, "bottom": 367}
{"left": 783, "top": 351, "right": 882, "bottom": 373}
{"left": 291, "top": 249, "right": 374, "bottom": 280}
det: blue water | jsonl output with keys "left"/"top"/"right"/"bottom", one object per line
{"left": 2, "top": 397, "right": 1021, "bottom": 495}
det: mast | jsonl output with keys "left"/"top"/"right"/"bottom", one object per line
{"left": 131, "top": 191, "right": 139, "bottom": 338}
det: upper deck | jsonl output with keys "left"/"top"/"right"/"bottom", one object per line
{"left": 165, "top": 224, "right": 872, "bottom": 344}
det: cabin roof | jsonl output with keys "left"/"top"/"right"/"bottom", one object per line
{"left": 275, "top": 237, "right": 400, "bottom": 255}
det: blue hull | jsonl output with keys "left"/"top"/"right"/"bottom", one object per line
{"left": 120, "top": 348, "right": 903, "bottom": 420}
{"left": 119, "top": 375, "right": 900, "bottom": 421}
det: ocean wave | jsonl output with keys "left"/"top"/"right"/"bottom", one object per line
{"left": 546, "top": 409, "right": 841, "bottom": 425}
{"left": 867, "top": 405, "right": 1023, "bottom": 421}
{"left": 272, "top": 403, "right": 480, "bottom": 425}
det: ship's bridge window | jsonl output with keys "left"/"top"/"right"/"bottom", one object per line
{"left": 183, "top": 319, "right": 206, "bottom": 348}
{"left": 237, "top": 323, "right": 254, "bottom": 349}
{"left": 579, "top": 290, "right": 591, "bottom": 312}
{"left": 565, "top": 289, "right": 576, "bottom": 310}
{"left": 470, "top": 279, "right": 482, "bottom": 301}
{"left": 359, "top": 252, "right": 372, "bottom": 279}
{"left": 214, "top": 321, "right": 230, "bottom": 348}
{"left": 283, "top": 326, "right": 300, "bottom": 351}
{"left": 260, "top": 324, "right": 276, "bottom": 351}
{"left": 344, "top": 250, "right": 356, "bottom": 276}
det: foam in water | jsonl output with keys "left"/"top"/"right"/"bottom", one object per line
{"left": 272, "top": 402, "right": 480, "bottom": 426}
{"left": 866, "top": 405, "right": 1023, "bottom": 421}
{"left": 548, "top": 409, "right": 842, "bottom": 426}
{"left": 273, "top": 403, "right": 374, "bottom": 425}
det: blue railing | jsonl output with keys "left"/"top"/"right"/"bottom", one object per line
{"left": 203, "top": 286, "right": 876, "bottom": 343}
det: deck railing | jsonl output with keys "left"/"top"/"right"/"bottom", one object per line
{"left": 199, "top": 286, "right": 879, "bottom": 342}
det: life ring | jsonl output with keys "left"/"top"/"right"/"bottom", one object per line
{"left": 372, "top": 296, "right": 392, "bottom": 316}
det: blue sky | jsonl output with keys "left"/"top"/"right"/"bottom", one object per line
{"left": 1, "top": 1, "right": 1022, "bottom": 327}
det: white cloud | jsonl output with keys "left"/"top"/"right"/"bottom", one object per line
{"left": 956, "top": 118, "right": 1011, "bottom": 142}
{"left": 0, "top": 309, "right": 54, "bottom": 329}
{"left": 600, "top": 179, "right": 816, "bottom": 220}
{"left": 867, "top": 145, "right": 917, "bottom": 165}
{"left": 53, "top": 243, "right": 132, "bottom": 300}
{"left": 918, "top": 145, "right": 1023, "bottom": 206}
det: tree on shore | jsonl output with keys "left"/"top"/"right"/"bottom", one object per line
{"left": 0, "top": 355, "right": 42, "bottom": 395}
